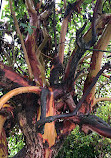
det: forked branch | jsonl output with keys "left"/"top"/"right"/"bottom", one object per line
{"left": 25, "top": 0, "right": 36, "bottom": 14}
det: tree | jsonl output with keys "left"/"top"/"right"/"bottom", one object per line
{"left": 0, "top": 0, "right": 111, "bottom": 157}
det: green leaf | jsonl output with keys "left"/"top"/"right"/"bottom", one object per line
{"left": 28, "top": 27, "right": 33, "bottom": 35}
{"left": 20, "top": 23, "right": 28, "bottom": 28}
{"left": 31, "top": 26, "right": 36, "bottom": 29}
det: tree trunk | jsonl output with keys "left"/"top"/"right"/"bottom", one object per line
{"left": 13, "top": 95, "right": 66, "bottom": 158}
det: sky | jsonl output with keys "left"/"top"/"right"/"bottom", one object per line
{"left": 0, "top": 0, "right": 8, "bottom": 20}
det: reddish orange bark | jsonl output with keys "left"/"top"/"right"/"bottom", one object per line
{"left": 83, "top": 19, "right": 111, "bottom": 113}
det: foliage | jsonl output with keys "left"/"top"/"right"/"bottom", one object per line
{"left": 7, "top": 127, "right": 25, "bottom": 157}
{"left": 56, "top": 101, "right": 111, "bottom": 158}
{"left": 54, "top": 90, "right": 111, "bottom": 158}
{"left": 96, "top": 101, "right": 111, "bottom": 124}
{"left": 56, "top": 126, "right": 111, "bottom": 158}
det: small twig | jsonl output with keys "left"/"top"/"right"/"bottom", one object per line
{"left": 102, "top": 73, "right": 111, "bottom": 78}
{"left": 3, "top": 50, "right": 11, "bottom": 65}
{"left": 86, "top": 48, "right": 111, "bottom": 53}
{"left": 74, "top": 68, "right": 85, "bottom": 81}
{"left": 41, "top": 52, "right": 53, "bottom": 60}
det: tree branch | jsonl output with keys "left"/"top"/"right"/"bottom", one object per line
{"left": 63, "top": 0, "right": 66, "bottom": 9}
{"left": 92, "top": 97, "right": 111, "bottom": 107}
{"left": 12, "top": 146, "right": 26, "bottom": 158}
{"left": 58, "top": 0, "right": 85, "bottom": 63}
{"left": 64, "top": 20, "right": 96, "bottom": 90}
{"left": 53, "top": 1, "right": 57, "bottom": 53}
{"left": 65, "top": 14, "right": 111, "bottom": 79}
{"left": 25, "top": 5, "right": 47, "bottom": 86}
{"left": 9, "top": 0, "right": 33, "bottom": 79}
{"left": 0, "top": 62, "right": 30, "bottom": 88}
{"left": 25, "top": 0, "right": 36, "bottom": 14}
{"left": 83, "top": 18, "right": 111, "bottom": 106}
{"left": 79, "top": 54, "right": 92, "bottom": 64}
{"left": 38, "top": 28, "right": 50, "bottom": 52}
{"left": 40, "top": 10, "right": 50, "bottom": 20}
{"left": 58, "top": 17, "right": 69, "bottom": 63}
{"left": 35, "top": 28, "right": 50, "bottom": 86}
{"left": 79, "top": 114, "right": 111, "bottom": 138}
{"left": 102, "top": 73, "right": 111, "bottom": 78}
{"left": 0, "top": 86, "right": 41, "bottom": 109}
{"left": 36, "top": 62, "right": 111, "bottom": 127}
